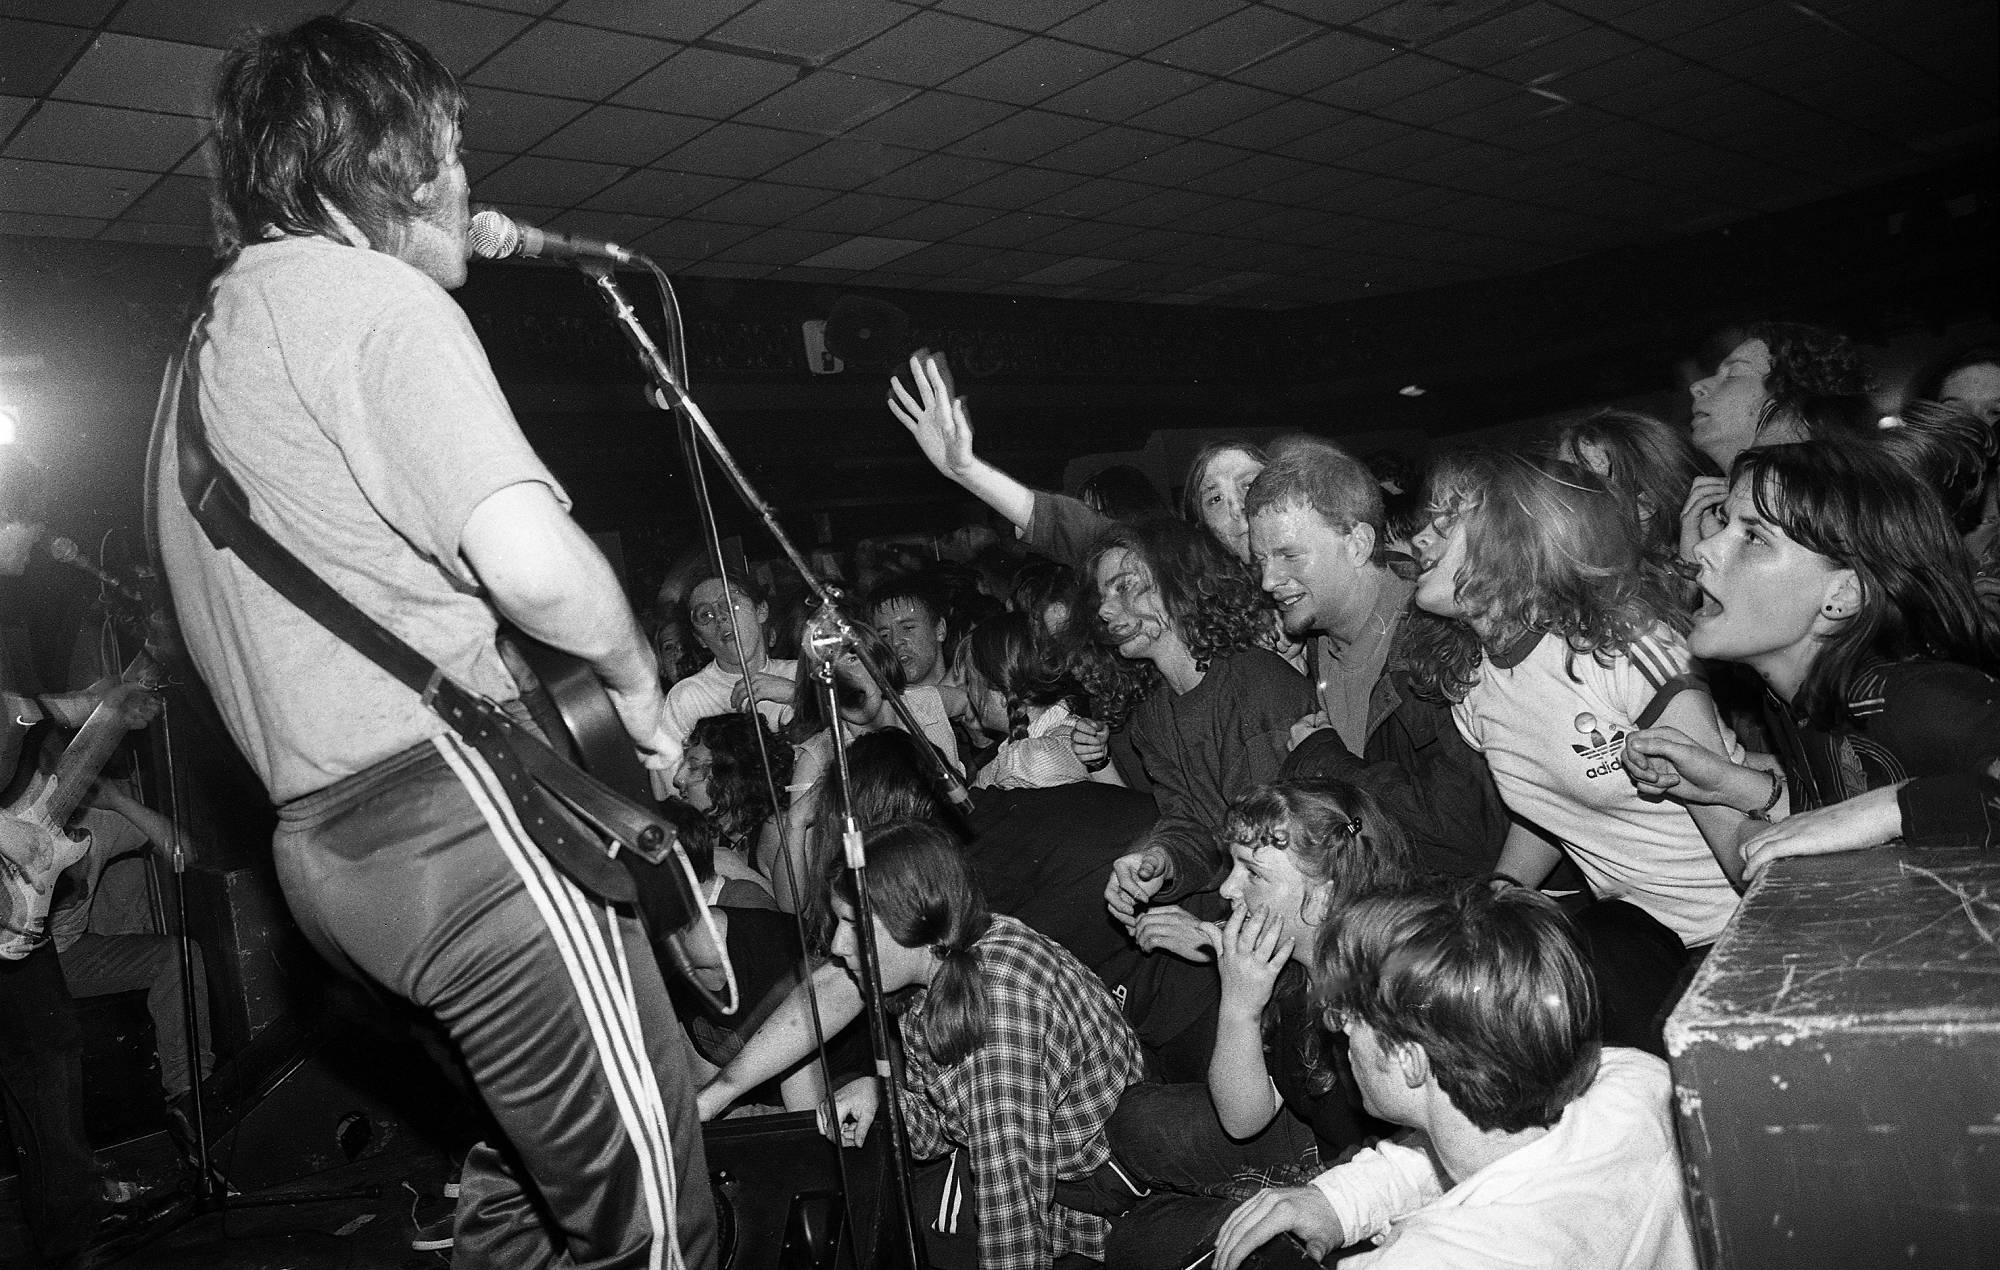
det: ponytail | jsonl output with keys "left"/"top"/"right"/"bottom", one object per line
{"left": 830, "top": 820, "right": 992, "bottom": 1067}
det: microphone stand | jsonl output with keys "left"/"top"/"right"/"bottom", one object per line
{"left": 812, "top": 650, "right": 926, "bottom": 1270}
{"left": 580, "top": 260, "right": 959, "bottom": 1268}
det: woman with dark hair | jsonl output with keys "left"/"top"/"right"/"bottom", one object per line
{"left": 1090, "top": 518, "right": 1315, "bottom": 949}
{"left": 1907, "top": 343, "right": 2000, "bottom": 426}
{"left": 1680, "top": 321, "right": 1875, "bottom": 557}
{"left": 1553, "top": 408, "right": 1709, "bottom": 564}
{"left": 969, "top": 611, "right": 1122, "bottom": 790}
{"left": 1107, "top": 779, "right": 1420, "bottom": 1265}
{"left": 1178, "top": 440, "right": 1269, "bottom": 565}
{"left": 1624, "top": 440, "right": 2000, "bottom": 874}
{"left": 1413, "top": 452, "right": 1751, "bottom": 1048}
{"left": 1874, "top": 401, "right": 1999, "bottom": 593}
{"left": 675, "top": 711, "right": 789, "bottom": 892}
{"left": 707, "top": 820, "right": 1148, "bottom": 1270}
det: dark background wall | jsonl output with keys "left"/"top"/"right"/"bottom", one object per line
{"left": 0, "top": 148, "right": 1990, "bottom": 576}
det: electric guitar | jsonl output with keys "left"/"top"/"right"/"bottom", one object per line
{"left": 0, "top": 651, "right": 161, "bottom": 960}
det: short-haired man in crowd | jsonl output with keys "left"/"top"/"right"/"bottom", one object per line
{"left": 1214, "top": 885, "right": 1696, "bottom": 1268}
{"left": 1246, "top": 436, "right": 1508, "bottom": 878}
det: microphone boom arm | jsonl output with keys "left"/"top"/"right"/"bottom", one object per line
{"left": 577, "top": 262, "right": 975, "bottom": 818}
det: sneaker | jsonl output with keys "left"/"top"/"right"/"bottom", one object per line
{"left": 404, "top": 1181, "right": 456, "bottom": 1253}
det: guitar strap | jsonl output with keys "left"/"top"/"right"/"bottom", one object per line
{"left": 166, "top": 313, "right": 681, "bottom": 912}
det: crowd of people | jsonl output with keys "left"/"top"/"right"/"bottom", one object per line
{"left": 677, "top": 333, "right": 2000, "bottom": 1269}
{"left": 5, "top": 13, "right": 1994, "bottom": 1270}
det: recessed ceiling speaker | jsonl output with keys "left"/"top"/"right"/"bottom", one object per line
{"left": 821, "top": 295, "right": 913, "bottom": 371}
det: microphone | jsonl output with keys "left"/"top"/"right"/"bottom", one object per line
{"left": 38, "top": 535, "right": 146, "bottom": 604}
{"left": 468, "top": 209, "right": 644, "bottom": 266}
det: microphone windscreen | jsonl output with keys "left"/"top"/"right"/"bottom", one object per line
{"left": 468, "top": 209, "right": 521, "bottom": 260}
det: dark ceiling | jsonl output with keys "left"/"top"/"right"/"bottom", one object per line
{"left": 1, "top": 0, "right": 1994, "bottom": 310}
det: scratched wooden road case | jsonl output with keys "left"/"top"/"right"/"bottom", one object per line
{"left": 1665, "top": 848, "right": 2000, "bottom": 1269}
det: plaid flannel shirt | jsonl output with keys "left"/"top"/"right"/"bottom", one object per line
{"left": 897, "top": 914, "right": 1146, "bottom": 1270}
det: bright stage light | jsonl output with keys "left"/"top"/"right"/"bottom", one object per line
{"left": 0, "top": 404, "right": 18, "bottom": 446}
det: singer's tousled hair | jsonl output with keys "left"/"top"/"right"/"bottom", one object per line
{"left": 212, "top": 16, "right": 464, "bottom": 255}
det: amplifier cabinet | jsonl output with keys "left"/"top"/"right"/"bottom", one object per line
{"left": 1666, "top": 848, "right": 2000, "bottom": 1269}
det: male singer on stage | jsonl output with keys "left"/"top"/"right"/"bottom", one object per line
{"left": 152, "top": 16, "right": 715, "bottom": 1269}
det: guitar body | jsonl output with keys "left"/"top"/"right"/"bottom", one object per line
{"left": 0, "top": 779, "right": 94, "bottom": 958}
{"left": 0, "top": 652, "right": 160, "bottom": 960}
{"left": 499, "top": 631, "right": 657, "bottom": 808}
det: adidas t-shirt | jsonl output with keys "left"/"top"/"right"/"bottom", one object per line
{"left": 1454, "top": 629, "right": 1741, "bottom": 947}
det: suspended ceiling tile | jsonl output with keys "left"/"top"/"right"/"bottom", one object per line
{"left": 685, "top": 180, "right": 836, "bottom": 226}
{"left": 581, "top": 167, "right": 737, "bottom": 216}
{"left": 946, "top": 108, "right": 1100, "bottom": 163}
{"left": 1607, "top": 0, "right": 1770, "bottom": 42}
{"left": 1488, "top": 24, "right": 1646, "bottom": 86}
{"left": 1351, "top": 0, "right": 1516, "bottom": 45}
{"left": 1038, "top": 59, "right": 1208, "bottom": 122}
{"left": 848, "top": 92, "right": 1016, "bottom": 149}
{"left": 1313, "top": 54, "right": 1464, "bottom": 112}
{"left": 550, "top": 0, "right": 748, "bottom": 42}
{"left": 859, "top": 151, "right": 1011, "bottom": 199}
{"left": 1275, "top": 114, "right": 1406, "bottom": 164}
{"left": 474, "top": 154, "right": 626, "bottom": 206}
{"left": 933, "top": 0, "right": 1099, "bottom": 33}
{"left": 0, "top": 19, "right": 91, "bottom": 96}
{"left": 797, "top": 234, "right": 927, "bottom": 269}
{"left": 871, "top": 200, "right": 998, "bottom": 240}
{"left": 884, "top": 240, "right": 1001, "bottom": 274}
{"left": 1234, "top": 30, "right": 1396, "bottom": 97}
{"left": 1047, "top": 0, "right": 1240, "bottom": 56}
{"left": 1150, "top": 5, "right": 1320, "bottom": 76}
{"left": 642, "top": 219, "right": 761, "bottom": 258}
{"left": 1372, "top": 73, "right": 1521, "bottom": 127}
{"left": 0, "top": 210, "right": 105, "bottom": 239}
{"left": 1026, "top": 176, "right": 1158, "bottom": 219}
{"left": 467, "top": 20, "right": 675, "bottom": 97}
{"left": 1550, "top": 46, "right": 1689, "bottom": 104}
{"left": 953, "top": 164, "right": 1091, "bottom": 210}
{"left": 1187, "top": 150, "right": 1317, "bottom": 197}
{"left": 734, "top": 70, "right": 914, "bottom": 132}
{"left": 711, "top": 225, "right": 846, "bottom": 263}
{"left": 343, "top": 0, "right": 534, "bottom": 74}
{"left": 465, "top": 86, "right": 588, "bottom": 151}
{"left": 1427, "top": 2, "right": 1592, "bottom": 68}
{"left": 0, "top": 93, "right": 31, "bottom": 137}
{"left": 50, "top": 32, "right": 224, "bottom": 116}
{"left": 532, "top": 106, "right": 708, "bottom": 166}
{"left": 614, "top": 46, "right": 796, "bottom": 119}
{"left": 106, "top": 0, "right": 323, "bottom": 48}
{"left": 1, "top": 0, "right": 120, "bottom": 24}
{"left": 940, "top": 37, "right": 1122, "bottom": 108}
{"left": 761, "top": 135, "right": 913, "bottom": 188}
{"left": 833, "top": 10, "right": 1027, "bottom": 88}
{"left": 788, "top": 190, "right": 927, "bottom": 233}
{"left": 657, "top": 121, "right": 820, "bottom": 177}
{"left": 1128, "top": 79, "right": 1288, "bottom": 137}
{"left": 708, "top": 0, "right": 910, "bottom": 63}
{"left": 1034, "top": 125, "right": 1162, "bottom": 175}
{"left": 951, "top": 211, "right": 1065, "bottom": 249}
{"left": 1111, "top": 137, "right": 1247, "bottom": 186}
{"left": 6, "top": 100, "right": 205, "bottom": 170}
{"left": 1667, "top": 5, "right": 1818, "bottom": 63}
{"left": 1021, "top": 217, "right": 1140, "bottom": 254}
{"left": 98, "top": 218, "right": 209, "bottom": 245}
{"left": 1590, "top": 64, "right": 1735, "bottom": 116}
{"left": 0, "top": 156, "right": 149, "bottom": 216}
{"left": 1202, "top": 95, "right": 1351, "bottom": 149}
{"left": 1015, "top": 254, "right": 1124, "bottom": 284}
{"left": 117, "top": 170, "right": 208, "bottom": 223}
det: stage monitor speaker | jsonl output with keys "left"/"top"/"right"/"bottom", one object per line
{"left": 183, "top": 863, "right": 314, "bottom": 1056}
{"left": 197, "top": 1019, "right": 432, "bottom": 1193}
{"left": 705, "top": 1109, "right": 891, "bottom": 1270}
{"left": 1667, "top": 848, "right": 2000, "bottom": 1269}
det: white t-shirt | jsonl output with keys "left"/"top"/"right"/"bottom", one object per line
{"left": 665, "top": 658, "right": 797, "bottom": 745}
{"left": 1454, "top": 630, "right": 1741, "bottom": 947}
{"left": 1312, "top": 1047, "right": 1697, "bottom": 1269}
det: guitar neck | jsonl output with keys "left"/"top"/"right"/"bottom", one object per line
{"left": 42, "top": 653, "right": 156, "bottom": 828}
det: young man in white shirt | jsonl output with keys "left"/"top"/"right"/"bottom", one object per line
{"left": 1212, "top": 884, "right": 1696, "bottom": 1270}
